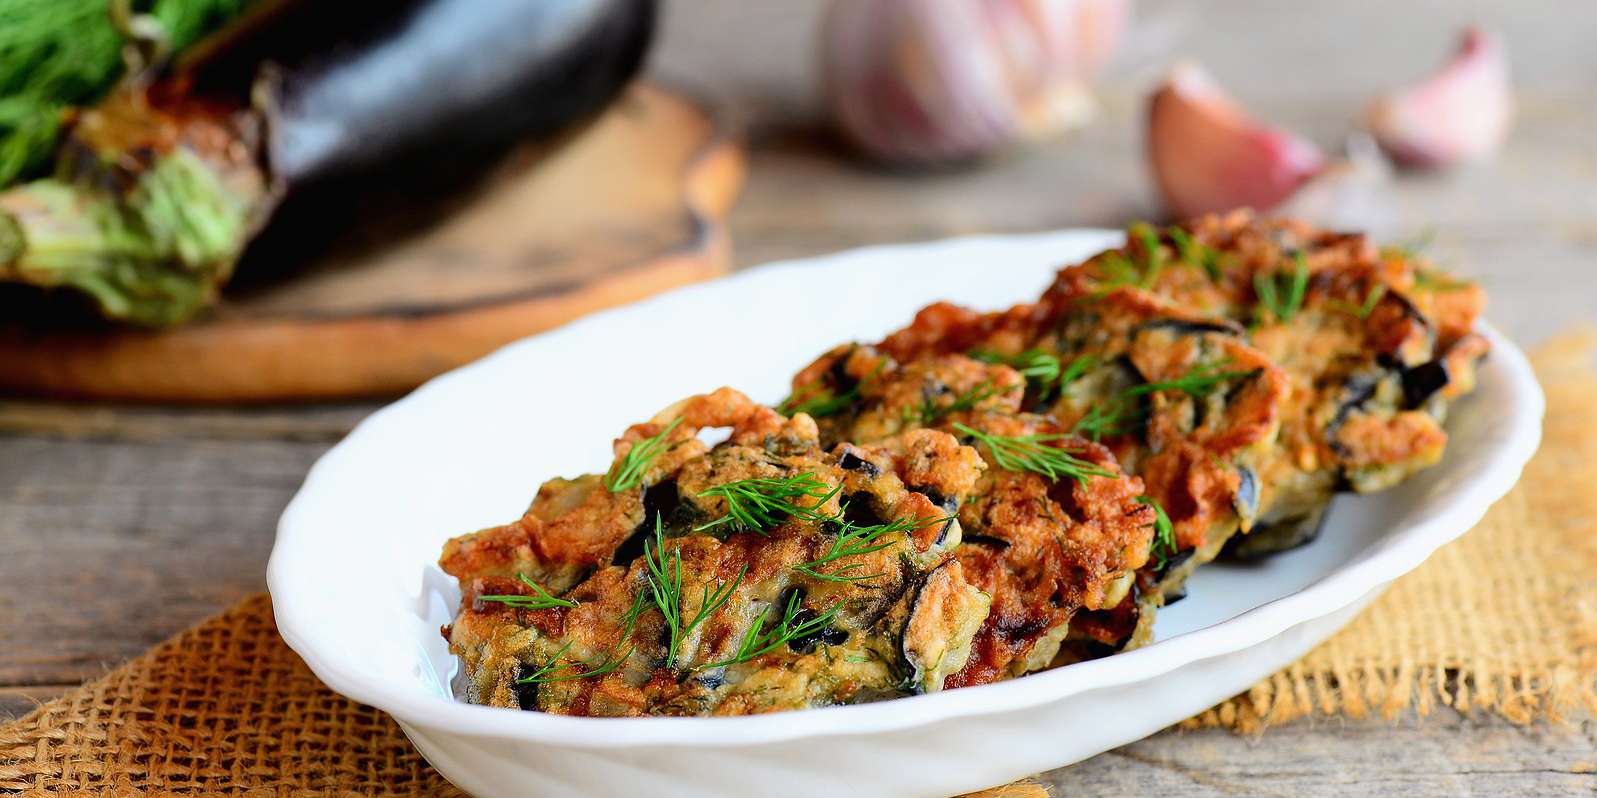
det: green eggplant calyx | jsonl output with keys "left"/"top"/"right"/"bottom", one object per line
{"left": 0, "top": 147, "right": 263, "bottom": 326}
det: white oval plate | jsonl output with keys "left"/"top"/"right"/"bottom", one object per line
{"left": 269, "top": 230, "right": 1543, "bottom": 798}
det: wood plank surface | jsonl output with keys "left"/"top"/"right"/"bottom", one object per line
{"left": 2, "top": 0, "right": 1595, "bottom": 793}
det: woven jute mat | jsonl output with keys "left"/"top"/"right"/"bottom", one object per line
{"left": 3, "top": 333, "right": 1594, "bottom": 797}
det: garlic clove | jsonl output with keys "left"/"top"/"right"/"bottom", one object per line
{"left": 1365, "top": 27, "right": 1512, "bottom": 169}
{"left": 1147, "top": 62, "right": 1325, "bottom": 219}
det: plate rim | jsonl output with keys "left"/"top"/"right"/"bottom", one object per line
{"left": 268, "top": 229, "right": 1544, "bottom": 748}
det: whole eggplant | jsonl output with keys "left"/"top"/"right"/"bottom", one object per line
{"left": 0, "top": 0, "right": 655, "bottom": 326}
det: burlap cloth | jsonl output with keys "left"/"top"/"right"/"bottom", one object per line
{"left": 3, "top": 333, "right": 1594, "bottom": 797}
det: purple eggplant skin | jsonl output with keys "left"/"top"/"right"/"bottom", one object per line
{"left": 221, "top": 0, "right": 657, "bottom": 292}
{"left": 187, "top": 0, "right": 656, "bottom": 188}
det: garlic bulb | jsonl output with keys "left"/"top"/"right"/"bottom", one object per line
{"left": 822, "top": 0, "right": 1129, "bottom": 167}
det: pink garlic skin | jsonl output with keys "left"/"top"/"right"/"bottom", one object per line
{"left": 822, "top": 0, "right": 1128, "bottom": 167}
{"left": 1366, "top": 27, "right": 1513, "bottom": 169}
{"left": 1147, "top": 63, "right": 1326, "bottom": 219}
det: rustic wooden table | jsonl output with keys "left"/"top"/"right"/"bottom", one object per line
{"left": 2, "top": 1, "right": 1593, "bottom": 794}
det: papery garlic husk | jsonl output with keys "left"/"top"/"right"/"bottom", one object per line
{"left": 823, "top": 0, "right": 1129, "bottom": 167}
{"left": 1147, "top": 62, "right": 1325, "bottom": 219}
{"left": 1365, "top": 27, "right": 1513, "bottom": 169}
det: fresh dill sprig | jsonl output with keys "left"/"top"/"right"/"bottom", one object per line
{"left": 1136, "top": 496, "right": 1177, "bottom": 569}
{"left": 1070, "top": 361, "right": 1261, "bottom": 441}
{"left": 1254, "top": 251, "right": 1310, "bottom": 323}
{"left": 1328, "top": 283, "right": 1388, "bottom": 319}
{"left": 701, "top": 593, "right": 844, "bottom": 669}
{"left": 1057, "top": 354, "right": 1098, "bottom": 393}
{"left": 643, "top": 515, "right": 747, "bottom": 669}
{"left": 952, "top": 422, "right": 1116, "bottom": 486}
{"left": 478, "top": 573, "right": 579, "bottom": 611}
{"left": 780, "top": 384, "right": 859, "bottom": 418}
{"left": 617, "top": 585, "right": 649, "bottom": 644}
{"left": 969, "top": 350, "right": 1099, "bottom": 408}
{"left": 604, "top": 417, "right": 682, "bottom": 493}
{"left": 515, "top": 640, "right": 634, "bottom": 684}
{"left": 1413, "top": 269, "right": 1472, "bottom": 293}
{"left": 914, "top": 379, "right": 1017, "bottom": 424}
{"left": 694, "top": 472, "right": 842, "bottom": 534}
{"left": 1096, "top": 222, "right": 1170, "bottom": 293}
{"left": 1130, "top": 222, "right": 1165, "bottom": 287}
{"left": 779, "top": 359, "right": 885, "bottom": 418}
{"left": 970, "top": 349, "right": 1061, "bottom": 383}
{"left": 792, "top": 513, "right": 948, "bottom": 582}
{"left": 1070, "top": 400, "right": 1140, "bottom": 441}
{"left": 1168, "top": 226, "right": 1224, "bottom": 283}
{"left": 1096, "top": 251, "right": 1142, "bottom": 290}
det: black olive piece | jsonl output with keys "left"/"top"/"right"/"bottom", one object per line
{"left": 1133, "top": 318, "right": 1246, "bottom": 338}
{"left": 1400, "top": 359, "right": 1451, "bottom": 409}
{"left": 960, "top": 533, "right": 1013, "bottom": 550}
{"left": 837, "top": 450, "right": 881, "bottom": 477}
{"left": 1233, "top": 465, "right": 1260, "bottom": 522}
{"left": 1162, "top": 583, "right": 1189, "bottom": 606}
{"left": 1155, "top": 547, "right": 1196, "bottom": 581}
{"left": 1221, "top": 507, "right": 1328, "bottom": 562}
{"left": 511, "top": 665, "right": 539, "bottom": 711}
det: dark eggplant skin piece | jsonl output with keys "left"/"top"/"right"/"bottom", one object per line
{"left": 0, "top": 0, "right": 656, "bottom": 326}
{"left": 1221, "top": 505, "right": 1328, "bottom": 562}
{"left": 183, "top": 0, "right": 655, "bottom": 187}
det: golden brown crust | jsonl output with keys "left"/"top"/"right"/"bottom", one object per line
{"left": 440, "top": 387, "right": 999, "bottom": 716}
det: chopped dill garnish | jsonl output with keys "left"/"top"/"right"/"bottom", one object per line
{"left": 1329, "top": 283, "right": 1388, "bottom": 319}
{"left": 1096, "top": 251, "right": 1142, "bottom": 290}
{"left": 914, "top": 379, "right": 1018, "bottom": 424}
{"left": 780, "top": 359, "right": 885, "bottom": 418}
{"left": 969, "top": 349, "right": 1077, "bottom": 405}
{"left": 970, "top": 349, "right": 1060, "bottom": 383}
{"left": 1057, "top": 354, "right": 1098, "bottom": 393}
{"left": 1095, "top": 224, "right": 1168, "bottom": 293}
{"left": 643, "top": 515, "right": 747, "bottom": 669}
{"left": 792, "top": 513, "right": 949, "bottom": 582}
{"left": 617, "top": 586, "right": 649, "bottom": 644}
{"left": 1413, "top": 269, "right": 1472, "bottom": 292}
{"left": 780, "top": 385, "right": 858, "bottom": 418}
{"left": 1130, "top": 222, "right": 1165, "bottom": 286}
{"left": 1137, "top": 496, "right": 1177, "bottom": 569}
{"left": 694, "top": 472, "right": 842, "bottom": 533}
{"left": 478, "top": 573, "right": 579, "bottom": 611}
{"left": 515, "top": 640, "right": 634, "bottom": 684}
{"left": 1168, "top": 226, "right": 1224, "bottom": 282}
{"left": 1254, "top": 251, "right": 1310, "bottom": 323}
{"left": 1070, "top": 361, "right": 1261, "bottom": 441}
{"left": 952, "top": 422, "right": 1116, "bottom": 486}
{"left": 700, "top": 593, "right": 844, "bottom": 669}
{"left": 604, "top": 417, "right": 682, "bottom": 493}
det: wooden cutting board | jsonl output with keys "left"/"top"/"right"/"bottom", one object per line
{"left": 0, "top": 84, "right": 744, "bottom": 402}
